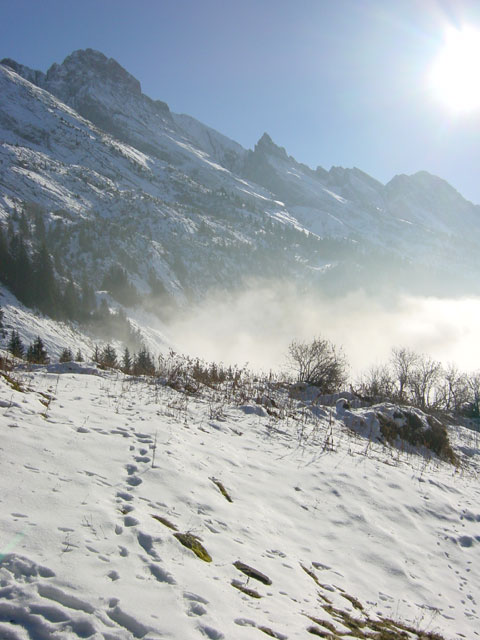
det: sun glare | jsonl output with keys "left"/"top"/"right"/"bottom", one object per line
{"left": 430, "top": 26, "right": 480, "bottom": 113}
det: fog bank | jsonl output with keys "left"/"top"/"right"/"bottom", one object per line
{"left": 165, "top": 283, "right": 480, "bottom": 375}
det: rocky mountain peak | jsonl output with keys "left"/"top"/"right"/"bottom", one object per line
{"left": 254, "top": 132, "right": 289, "bottom": 160}
{"left": 45, "top": 48, "right": 142, "bottom": 95}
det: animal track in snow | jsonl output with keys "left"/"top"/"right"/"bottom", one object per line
{"left": 126, "top": 475, "right": 142, "bottom": 487}
{"left": 148, "top": 563, "right": 176, "bottom": 584}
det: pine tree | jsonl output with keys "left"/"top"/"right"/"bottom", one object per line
{"left": 100, "top": 344, "right": 117, "bottom": 369}
{"left": 0, "top": 226, "right": 9, "bottom": 283}
{"left": 32, "top": 243, "right": 59, "bottom": 316}
{"left": 122, "top": 347, "right": 132, "bottom": 374}
{"left": 92, "top": 345, "right": 100, "bottom": 364}
{"left": 26, "top": 336, "right": 49, "bottom": 364}
{"left": 8, "top": 330, "right": 24, "bottom": 358}
{"left": 75, "top": 349, "right": 84, "bottom": 362}
{"left": 63, "top": 278, "right": 79, "bottom": 320}
{"left": 81, "top": 277, "right": 97, "bottom": 318}
{"left": 8, "top": 234, "right": 33, "bottom": 305}
{"left": 133, "top": 346, "right": 155, "bottom": 376}
{"left": 59, "top": 347, "right": 74, "bottom": 363}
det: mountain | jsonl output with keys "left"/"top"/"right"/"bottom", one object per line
{"left": 1, "top": 48, "right": 479, "bottom": 329}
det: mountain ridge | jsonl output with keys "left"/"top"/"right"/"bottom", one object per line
{"left": 1, "top": 48, "right": 480, "bottom": 323}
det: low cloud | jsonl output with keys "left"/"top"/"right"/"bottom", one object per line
{"left": 165, "top": 281, "right": 480, "bottom": 376}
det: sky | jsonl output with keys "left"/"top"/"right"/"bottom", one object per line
{"left": 1, "top": 0, "right": 480, "bottom": 203}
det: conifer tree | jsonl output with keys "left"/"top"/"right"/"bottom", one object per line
{"left": 8, "top": 330, "right": 24, "bottom": 358}
{"left": 100, "top": 344, "right": 117, "bottom": 369}
{"left": 8, "top": 234, "right": 33, "bottom": 305}
{"left": 26, "top": 336, "right": 49, "bottom": 364}
{"left": 133, "top": 346, "right": 155, "bottom": 376}
{"left": 63, "top": 279, "right": 79, "bottom": 320}
{"left": 59, "top": 347, "right": 74, "bottom": 363}
{"left": 32, "top": 243, "right": 59, "bottom": 316}
{"left": 122, "top": 347, "right": 132, "bottom": 374}
{"left": 0, "top": 227, "right": 9, "bottom": 286}
{"left": 80, "top": 278, "right": 97, "bottom": 319}
{"left": 75, "top": 349, "right": 84, "bottom": 362}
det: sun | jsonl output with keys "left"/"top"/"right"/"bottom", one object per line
{"left": 430, "top": 26, "right": 480, "bottom": 113}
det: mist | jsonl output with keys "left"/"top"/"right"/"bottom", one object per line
{"left": 165, "top": 281, "right": 480, "bottom": 376}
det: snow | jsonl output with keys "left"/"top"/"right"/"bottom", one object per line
{"left": 0, "top": 357, "right": 479, "bottom": 639}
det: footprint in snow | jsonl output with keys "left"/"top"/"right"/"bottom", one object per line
{"left": 125, "top": 464, "right": 138, "bottom": 475}
{"left": 184, "top": 591, "right": 209, "bottom": 616}
{"left": 126, "top": 476, "right": 142, "bottom": 487}
{"left": 149, "top": 563, "right": 176, "bottom": 584}
{"left": 116, "top": 491, "right": 134, "bottom": 501}
{"left": 198, "top": 624, "right": 225, "bottom": 639}
{"left": 137, "top": 531, "right": 160, "bottom": 559}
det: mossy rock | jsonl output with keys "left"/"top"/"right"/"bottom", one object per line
{"left": 377, "top": 409, "right": 457, "bottom": 464}
{"left": 210, "top": 477, "right": 233, "bottom": 502}
{"left": 231, "top": 579, "right": 262, "bottom": 599}
{"left": 151, "top": 514, "right": 178, "bottom": 530}
{"left": 307, "top": 627, "right": 337, "bottom": 638}
{"left": 233, "top": 561, "right": 272, "bottom": 585}
{"left": 174, "top": 533, "right": 212, "bottom": 562}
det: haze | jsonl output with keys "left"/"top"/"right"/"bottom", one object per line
{"left": 166, "top": 284, "right": 480, "bottom": 376}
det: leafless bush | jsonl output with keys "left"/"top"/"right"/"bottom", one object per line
{"left": 356, "top": 364, "right": 394, "bottom": 402}
{"left": 287, "top": 337, "right": 348, "bottom": 392}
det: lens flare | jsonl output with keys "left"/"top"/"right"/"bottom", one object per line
{"left": 430, "top": 26, "right": 480, "bottom": 112}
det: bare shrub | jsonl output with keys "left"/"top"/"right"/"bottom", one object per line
{"left": 287, "top": 337, "right": 348, "bottom": 392}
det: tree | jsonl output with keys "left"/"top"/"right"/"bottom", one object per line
{"left": 390, "top": 347, "right": 419, "bottom": 402}
{"left": 466, "top": 372, "right": 480, "bottom": 417}
{"left": 92, "top": 344, "right": 100, "bottom": 364}
{"left": 101, "top": 264, "right": 138, "bottom": 307}
{"left": 8, "top": 330, "right": 24, "bottom": 358}
{"left": 26, "top": 336, "right": 49, "bottom": 364}
{"left": 75, "top": 349, "right": 84, "bottom": 362}
{"left": 122, "top": 347, "right": 132, "bottom": 374}
{"left": 0, "top": 305, "right": 4, "bottom": 337}
{"left": 100, "top": 344, "right": 117, "bottom": 369}
{"left": 63, "top": 279, "right": 80, "bottom": 321}
{"left": 133, "top": 346, "right": 156, "bottom": 376}
{"left": 32, "top": 243, "right": 60, "bottom": 316}
{"left": 437, "top": 364, "right": 469, "bottom": 412}
{"left": 356, "top": 364, "right": 394, "bottom": 401}
{"left": 288, "top": 337, "right": 348, "bottom": 392}
{"left": 409, "top": 354, "right": 442, "bottom": 409}
{"left": 59, "top": 347, "right": 74, "bottom": 363}
{"left": 80, "top": 277, "right": 97, "bottom": 318}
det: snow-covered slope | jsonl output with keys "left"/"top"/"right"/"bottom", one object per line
{"left": 1, "top": 47, "right": 480, "bottom": 311}
{"left": 1, "top": 362, "right": 479, "bottom": 639}
{"left": 0, "top": 58, "right": 322, "bottom": 303}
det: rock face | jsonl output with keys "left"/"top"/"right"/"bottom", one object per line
{"left": 1, "top": 57, "right": 46, "bottom": 86}
{"left": 1, "top": 48, "right": 480, "bottom": 307}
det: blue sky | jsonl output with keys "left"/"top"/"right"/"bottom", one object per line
{"left": 1, "top": 0, "right": 480, "bottom": 203}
